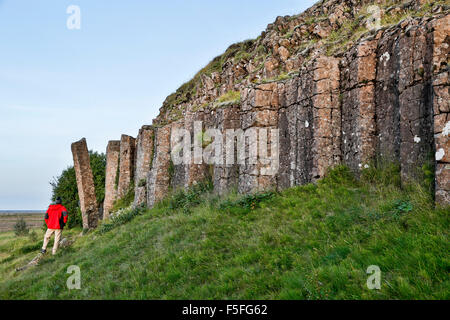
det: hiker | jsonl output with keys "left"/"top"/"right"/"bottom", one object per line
{"left": 41, "top": 197, "right": 68, "bottom": 255}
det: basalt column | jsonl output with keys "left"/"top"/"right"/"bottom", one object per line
{"left": 397, "top": 21, "right": 434, "bottom": 181}
{"left": 147, "top": 125, "right": 172, "bottom": 207}
{"left": 117, "top": 135, "right": 136, "bottom": 199}
{"left": 310, "top": 56, "right": 341, "bottom": 180}
{"left": 186, "top": 110, "right": 208, "bottom": 188}
{"left": 170, "top": 120, "right": 188, "bottom": 189}
{"left": 71, "top": 138, "right": 98, "bottom": 229}
{"left": 277, "top": 77, "right": 299, "bottom": 189}
{"left": 431, "top": 15, "right": 450, "bottom": 205}
{"left": 375, "top": 27, "right": 402, "bottom": 163}
{"left": 210, "top": 105, "right": 241, "bottom": 194}
{"left": 239, "top": 83, "right": 280, "bottom": 193}
{"left": 341, "top": 40, "right": 377, "bottom": 172}
{"left": 103, "top": 140, "right": 120, "bottom": 219}
{"left": 278, "top": 56, "right": 341, "bottom": 188}
{"left": 134, "top": 126, "right": 155, "bottom": 207}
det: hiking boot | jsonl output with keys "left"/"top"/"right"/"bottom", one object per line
{"left": 40, "top": 249, "right": 46, "bottom": 254}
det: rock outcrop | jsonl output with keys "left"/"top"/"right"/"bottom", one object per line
{"left": 72, "top": 0, "right": 449, "bottom": 215}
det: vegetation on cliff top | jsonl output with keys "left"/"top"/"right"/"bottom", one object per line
{"left": 158, "top": 0, "right": 449, "bottom": 123}
{"left": 0, "top": 165, "right": 448, "bottom": 299}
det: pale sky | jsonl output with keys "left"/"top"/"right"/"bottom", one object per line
{"left": 0, "top": 0, "right": 316, "bottom": 210}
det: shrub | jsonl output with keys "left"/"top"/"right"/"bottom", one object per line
{"left": 14, "top": 218, "right": 29, "bottom": 236}
{"left": 138, "top": 179, "right": 147, "bottom": 188}
{"left": 99, "top": 205, "right": 146, "bottom": 234}
{"left": 28, "top": 230, "right": 38, "bottom": 242}
{"left": 111, "top": 182, "right": 135, "bottom": 213}
{"left": 361, "top": 160, "right": 401, "bottom": 188}
{"left": 320, "top": 165, "right": 358, "bottom": 187}
{"left": 167, "top": 180, "right": 214, "bottom": 214}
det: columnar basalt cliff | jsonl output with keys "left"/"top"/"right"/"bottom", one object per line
{"left": 72, "top": 0, "right": 449, "bottom": 219}
{"left": 71, "top": 138, "right": 98, "bottom": 229}
{"left": 103, "top": 140, "right": 121, "bottom": 219}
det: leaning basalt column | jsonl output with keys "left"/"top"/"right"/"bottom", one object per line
{"left": 117, "top": 135, "right": 136, "bottom": 199}
{"left": 103, "top": 140, "right": 120, "bottom": 219}
{"left": 71, "top": 138, "right": 98, "bottom": 229}
{"left": 147, "top": 125, "right": 172, "bottom": 207}
{"left": 133, "top": 126, "right": 155, "bottom": 207}
{"left": 341, "top": 39, "right": 377, "bottom": 172}
{"left": 239, "top": 83, "right": 280, "bottom": 193}
{"left": 431, "top": 15, "right": 450, "bottom": 206}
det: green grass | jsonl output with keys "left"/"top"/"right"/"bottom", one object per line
{"left": 0, "top": 165, "right": 448, "bottom": 299}
{"left": 111, "top": 182, "right": 135, "bottom": 213}
{"left": 213, "top": 90, "right": 241, "bottom": 108}
{"left": 258, "top": 72, "right": 291, "bottom": 84}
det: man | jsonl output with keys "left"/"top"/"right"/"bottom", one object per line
{"left": 41, "top": 197, "right": 68, "bottom": 255}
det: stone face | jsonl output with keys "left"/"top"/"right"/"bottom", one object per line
{"left": 147, "top": 125, "right": 172, "bottom": 207}
{"left": 103, "top": 140, "right": 120, "bottom": 219}
{"left": 71, "top": 138, "right": 98, "bottom": 229}
{"left": 117, "top": 135, "right": 136, "bottom": 199}
{"left": 134, "top": 126, "right": 155, "bottom": 207}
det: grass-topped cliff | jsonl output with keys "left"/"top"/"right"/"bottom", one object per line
{"left": 0, "top": 165, "right": 448, "bottom": 299}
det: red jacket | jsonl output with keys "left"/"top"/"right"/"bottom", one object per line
{"left": 45, "top": 204, "right": 68, "bottom": 230}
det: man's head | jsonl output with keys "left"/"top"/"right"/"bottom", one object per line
{"left": 55, "top": 197, "right": 62, "bottom": 205}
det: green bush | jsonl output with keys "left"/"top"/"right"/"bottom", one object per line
{"left": 14, "top": 218, "right": 29, "bottom": 236}
{"left": 27, "top": 230, "right": 38, "bottom": 242}
{"left": 167, "top": 180, "right": 213, "bottom": 214}
{"left": 138, "top": 179, "right": 147, "bottom": 188}
{"left": 99, "top": 205, "right": 146, "bottom": 234}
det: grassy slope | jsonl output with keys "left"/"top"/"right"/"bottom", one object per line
{"left": 0, "top": 166, "right": 448, "bottom": 300}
